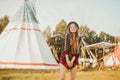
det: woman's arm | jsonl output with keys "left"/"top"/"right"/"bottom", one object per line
{"left": 71, "top": 56, "right": 75, "bottom": 63}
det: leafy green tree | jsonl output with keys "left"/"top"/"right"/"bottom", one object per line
{"left": 99, "top": 31, "right": 114, "bottom": 43}
{"left": 84, "top": 29, "right": 98, "bottom": 45}
{"left": 79, "top": 25, "right": 89, "bottom": 36}
{"left": 53, "top": 19, "right": 67, "bottom": 38}
{"left": 42, "top": 25, "right": 51, "bottom": 41}
{"left": 47, "top": 19, "right": 67, "bottom": 62}
{"left": 52, "top": 19, "right": 67, "bottom": 53}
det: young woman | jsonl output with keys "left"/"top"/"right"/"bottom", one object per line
{"left": 60, "top": 21, "right": 82, "bottom": 80}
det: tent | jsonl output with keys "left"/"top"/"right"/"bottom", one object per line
{"left": 81, "top": 41, "right": 115, "bottom": 67}
{"left": 104, "top": 46, "right": 120, "bottom": 66}
{"left": 79, "top": 38, "right": 98, "bottom": 67}
{"left": 0, "top": 0, "right": 59, "bottom": 69}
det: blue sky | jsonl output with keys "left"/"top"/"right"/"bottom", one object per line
{"left": 0, "top": 0, "right": 120, "bottom": 36}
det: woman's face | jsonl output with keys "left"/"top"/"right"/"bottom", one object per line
{"left": 69, "top": 23, "right": 78, "bottom": 33}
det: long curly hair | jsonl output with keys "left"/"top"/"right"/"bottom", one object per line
{"left": 67, "top": 21, "right": 79, "bottom": 53}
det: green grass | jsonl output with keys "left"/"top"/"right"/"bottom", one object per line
{"left": 0, "top": 69, "right": 120, "bottom": 80}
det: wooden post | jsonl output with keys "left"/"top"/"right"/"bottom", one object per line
{"left": 95, "top": 49, "right": 98, "bottom": 59}
{"left": 102, "top": 47, "right": 105, "bottom": 68}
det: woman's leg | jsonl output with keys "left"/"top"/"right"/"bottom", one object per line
{"left": 70, "top": 66, "right": 77, "bottom": 80}
{"left": 60, "top": 63, "right": 67, "bottom": 80}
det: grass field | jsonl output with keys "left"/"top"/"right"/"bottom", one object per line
{"left": 0, "top": 68, "right": 120, "bottom": 80}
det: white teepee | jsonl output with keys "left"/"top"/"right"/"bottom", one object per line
{"left": 104, "top": 54, "right": 120, "bottom": 66}
{"left": 0, "top": 0, "right": 59, "bottom": 69}
{"left": 104, "top": 46, "right": 120, "bottom": 66}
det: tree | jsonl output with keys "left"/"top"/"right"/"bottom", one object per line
{"left": 84, "top": 30, "right": 98, "bottom": 45}
{"left": 53, "top": 19, "right": 67, "bottom": 38}
{"left": 47, "top": 19, "right": 67, "bottom": 62}
{"left": 0, "top": 15, "right": 9, "bottom": 34}
{"left": 79, "top": 25, "right": 89, "bottom": 36}
{"left": 42, "top": 25, "right": 51, "bottom": 41}
{"left": 99, "top": 31, "right": 114, "bottom": 43}
{"left": 79, "top": 25, "right": 98, "bottom": 45}
{"left": 52, "top": 19, "right": 67, "bottom": 58}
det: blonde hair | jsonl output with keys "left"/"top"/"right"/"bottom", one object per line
{"left": 70, "top": 33, "right": 79, "bottom": 53}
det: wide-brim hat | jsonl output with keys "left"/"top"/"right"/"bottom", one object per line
{"left": 67, "top": 21, "right": 79, "bottom": 29}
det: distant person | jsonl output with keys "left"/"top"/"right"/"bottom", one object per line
{"left": 60, "top": 21, "right": 82, "bottom": 80}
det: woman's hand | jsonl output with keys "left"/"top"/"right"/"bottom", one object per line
{"left": 65, "top": 55, "right": 71, "bottom": 67}
{"left": 69, "top": 61, "right": 73, "bottom": 68}
{"left": 69, "top": 56, "right": 75, "bottom": 67}
{"left": 66, "top": 58, "right": 75, "bottom": 68}
{"left": 66, "top": 59, "right": 71, "bottom": 67}
{"left": 65, "top": 54, "right": 75, "bottom": 68}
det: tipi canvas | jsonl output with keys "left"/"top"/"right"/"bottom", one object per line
{"left": 104, "top": 46, "right": 120, "bottom": 66}
{"left": 0, "top": 0, "right": 58, "bottom": 69}
{"left": 104, "top": 54, "right": 120, "bottom": 66}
